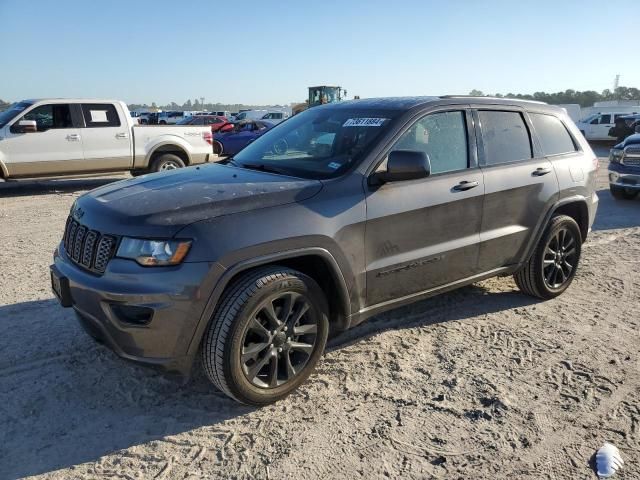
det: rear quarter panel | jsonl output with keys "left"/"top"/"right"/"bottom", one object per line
{"left": 132, "top": 126, "right": 211, "bottom": 168}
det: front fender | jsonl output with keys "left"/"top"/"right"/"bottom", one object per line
{"left": 184, "top": 246, "right": 352, "bottom": 359}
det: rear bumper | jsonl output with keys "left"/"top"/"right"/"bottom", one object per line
{"left": 51, "top": 246, "right": 222, "bottom": 378}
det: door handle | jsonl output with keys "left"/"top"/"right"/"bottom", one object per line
{"left": 115, "top": 132, "right": 128, "bottom": 139}
{"left": 66, "top": 134, "right": 80, "bottom": 141}
{"left": 453, "top": 180, "right": 479, "bottom": 191}
{"left": 532, "top": 167, "right": 552, "bottom": 176}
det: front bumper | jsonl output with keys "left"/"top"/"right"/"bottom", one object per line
{"left": 609, "top": 162, "right": 640, "bottom": 189}
{"left": 51, "top": 246, "right": 222, "bottom": 378}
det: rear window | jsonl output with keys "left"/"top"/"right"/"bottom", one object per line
{"left": 530, "top": 113, "right": 577, "bottom": 156}
{"left": 478, "top": 110, "right": 532, "bottom": 165}
{"left": 81, "top": 104, "right": 121, "bottom": 127}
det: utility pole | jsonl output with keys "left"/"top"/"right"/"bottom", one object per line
{"left": 614, "top": 74, "right": 620, "bottom": 91}
{"left": 200, "top": 97, "right": 205, "bottom": 110}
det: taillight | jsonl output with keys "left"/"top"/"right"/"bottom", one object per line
{"left": 203, "top": 131, "right": 213, "bottom": 146}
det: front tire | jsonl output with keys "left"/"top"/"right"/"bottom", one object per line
{"left": 201, "top": 267, "right": 329, "bottom": 405}
{"left": 514, "top": 215, "right": 582, "bottom": 299}
{"left": 610, "top": 184, "right": 638, "bottom": 200}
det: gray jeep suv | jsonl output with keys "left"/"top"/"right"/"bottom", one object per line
{"left": 51, "top": 97, "right": 599, "bottom": 405}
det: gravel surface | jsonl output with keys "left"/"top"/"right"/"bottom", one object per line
{"left": 1, "top": 149, "right": 639, "bottom": 479}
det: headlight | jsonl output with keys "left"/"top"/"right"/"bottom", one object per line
{"left": 609, "top": 149, "right": 623, "bottom": 163}
{"left": 116, "top": 238, "right": 192, "bottom": 266}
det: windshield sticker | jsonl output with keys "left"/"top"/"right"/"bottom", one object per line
{"left": 327, "top": 162, "right": 342, "bottom": 170}
{"left": 343, "top": 118, "right": 388, "bottom": 127}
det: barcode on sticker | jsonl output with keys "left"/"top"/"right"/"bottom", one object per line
{"left": 343, "top": 118, "right": 387, "bottom": 127}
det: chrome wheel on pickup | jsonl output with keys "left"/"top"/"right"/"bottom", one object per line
{"left": 151, "top": 153, "right": 186, "bottom": 173}
{"left": 201, "top": 267, "right": 329, "bottom": 405}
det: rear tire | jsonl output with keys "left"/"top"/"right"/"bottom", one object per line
{"left": 213, "top": 140, "right": 224, "bottom": 155}
{"left": 514, "top": 215, "right": 582, "bottom": 299}
{"left": 610, "top": 184, "right": 638, "bottom": 200}
{"left": 151, "top": 153, "right": 185, "bottom": 172}
{"left": 201, "top": 267, "right": 329, "bottom": 405}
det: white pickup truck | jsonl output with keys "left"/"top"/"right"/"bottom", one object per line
{"left": 0, "top": 99, "right": 214, "bottom": 179}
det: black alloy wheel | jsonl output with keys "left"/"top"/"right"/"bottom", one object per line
{"left": 241, "top": 291, "right": 318, "bottom": 388}
{"left": 542, "top": 226, "right": 578, "bottom": 290}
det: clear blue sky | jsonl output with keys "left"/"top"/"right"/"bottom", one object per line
{"left": 1, "top": 0, "right": 638, "bottom": 105}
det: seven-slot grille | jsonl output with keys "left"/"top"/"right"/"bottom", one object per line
{"left": 623, "top": 147, "right": 640, "bottom": 167}
{"left": 63, "top": 217, "right": 118, "bottom": 274}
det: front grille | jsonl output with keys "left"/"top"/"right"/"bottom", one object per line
{"left": 62, "top": 217, "right": 118, "bottom": 274}
{"left": 623, "top": 157, "right": 640, "bottom": 167}
{"left": 624, "top": 146, "right": 640, "bottom": 167}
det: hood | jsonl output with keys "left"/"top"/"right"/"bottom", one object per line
{"left": 73, "top": 163, "right": 322, "bottom": 237}
{"left": 616, "top": 133, "right": 640, "bottom": 149}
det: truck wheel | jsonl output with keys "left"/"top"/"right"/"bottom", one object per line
{"left": 514, "top": 215, "right": 582, "bottom": 300}
{"left": 151, "top": 154, "right": 185, "bottom": 172}
{"left": 610, "top": 185, "right": 638, "bottom": 200}
{"left": 201, "top": 267, "right": 329, "bottom": 405}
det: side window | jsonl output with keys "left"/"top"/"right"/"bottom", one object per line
{"left": 81, "top": 104, "right": 121, "bottom": 128}
{"left": 478, "top": 110, "right": 532, "bottom": 165}
{"left": 530, "top": 113, "right": 577, "bottom": 156}
{"left": 386, "top": 111, "right": 468, "bottom": 175}
{"left": 18, "top": 104, "right": 72, "bottom": 132}
{"left": 600, "top": 114, "right": 611, "bottom": 124}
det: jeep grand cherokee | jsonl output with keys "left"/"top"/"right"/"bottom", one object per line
{"left": 51, "top": 96, "right": 599, "bottom": 405}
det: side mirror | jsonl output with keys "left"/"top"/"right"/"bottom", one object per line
{"left": 13, "top": 120, "right": 38, "bottom": 134}
{"left": 371, "top": 150, "right": 431, "bottom": 185}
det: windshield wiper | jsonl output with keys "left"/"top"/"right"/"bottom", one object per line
{"left": 239, "top": 163, "right": 288, "bottom": 176}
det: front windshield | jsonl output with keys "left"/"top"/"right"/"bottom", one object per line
{"left": 232, "top": 106, "right": 401, "bottom": 179}
{"left": 0, "top": 101, "right": 33, "bottom": 128}
{"left": 580, "top": 114, "right": 597, "bottom": 124}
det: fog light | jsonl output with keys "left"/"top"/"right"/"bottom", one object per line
{"left": 110, "top": 304, "right": 153, "bottom": 325}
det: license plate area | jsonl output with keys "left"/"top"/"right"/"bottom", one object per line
{"left": 50, "top": 266, "right": 73, "bottom": 307}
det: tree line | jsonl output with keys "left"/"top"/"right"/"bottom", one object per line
{"left": 468, "top": 86, "right": 640, "bottom": 107}
{"left": 2, "top": 87, "right": 640, "bottom": 112}
{"left": 126, "top": 99, "right": 291, "bottom": 112}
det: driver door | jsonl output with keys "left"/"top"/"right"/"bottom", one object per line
{"left": 3, "top": 103, "right": 84, "bottom": 177}
{"left": 365, "top": 109, "right": 484, "bottom": 306}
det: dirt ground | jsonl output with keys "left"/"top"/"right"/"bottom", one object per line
{"left": 1, "top": 145, "right": 639, "bottom": 479}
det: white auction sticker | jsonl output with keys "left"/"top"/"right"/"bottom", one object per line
{"left": 343, "top": 118, "right": 387, "bottom": 127}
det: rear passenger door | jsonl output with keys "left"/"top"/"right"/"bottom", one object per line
{"left": 79, "top": 103, "right": 132, "bottom": 171}
{"left": 474, "top": 108, "right": 558, "bottom": 272}
{"left": 585, "top": 113, "right": 612, "bottom": 141}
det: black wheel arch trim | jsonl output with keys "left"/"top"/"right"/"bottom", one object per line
{"left": 520, "top": 195, "right": 589, "bottom": 267}
{"left": 185, "top": 247, "right": 351, "bottom": 359}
